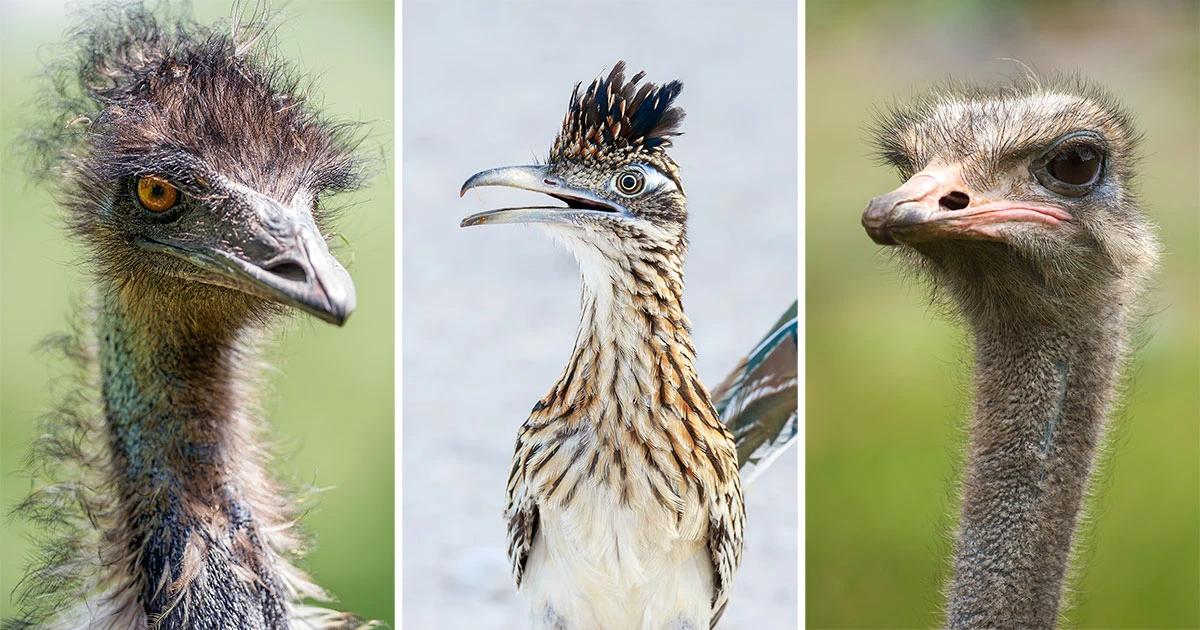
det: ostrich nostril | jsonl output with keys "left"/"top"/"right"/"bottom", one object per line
{"left": 940, "top": 191, "right": 970, "bottom": 211}
{"left": 265, "top": 260, "right": 307, "bottom": 283}
{"left": 543, "top": 178, "right": 558, "bottom": 187}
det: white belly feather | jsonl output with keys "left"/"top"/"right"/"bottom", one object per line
{"left": 520, "top": 483, "right": 713, "bottom": 630}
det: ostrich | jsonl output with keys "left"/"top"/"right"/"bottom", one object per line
{"left": 459, "top": 62, "right": 797, "bottom": 629}
{"left": 8, "top": 5, "right": 369, "bottom": 628}
{"left": 862, "top": 77, "right": 1158, "bottom": 628}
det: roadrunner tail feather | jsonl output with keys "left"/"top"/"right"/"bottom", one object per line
{"left": 711, "top": 302, "right": 798, "bottom": 486}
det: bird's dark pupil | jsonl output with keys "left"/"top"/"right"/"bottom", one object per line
{"left": 620, "top": 173, "right": 641, "bottom": 192}
{"left": 151, "top": 184, "right": 165, "bottom": 198}
{"left": 1049, "top": 147, "right": 1100, "bottom": 185}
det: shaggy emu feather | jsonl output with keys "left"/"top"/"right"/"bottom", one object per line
{"left": 8, "top": 3, "right": 372, "bottom": 628}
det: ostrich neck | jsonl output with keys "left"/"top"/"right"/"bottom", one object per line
{"left": 948, "top": 303, "right": 1129, "bottom": 629}
{"left": 97, "top": 283, "right": 290, "bottom": 628}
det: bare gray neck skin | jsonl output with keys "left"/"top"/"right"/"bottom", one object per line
{"left": 98, "top": 287, "right": 288, "bottom": 629}
{"left": 947, "top": 304, "right": 1126, "bottom": 629}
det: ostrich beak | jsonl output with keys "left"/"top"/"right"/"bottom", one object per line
{"left": 459, "top": 164, "right": 630, "bottom": 227}
{"left": 138, "top": 194, "right": 357, "bottom": 326}
{"left": 861, "top": 165, "right": 1072, "bottom": 246}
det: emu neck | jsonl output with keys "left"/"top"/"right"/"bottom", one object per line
{"left": 98, "top": 282, "right": 289, "bottom": 628}
{"left": 948, "top": 304, "right": 1128, "bottom": 629}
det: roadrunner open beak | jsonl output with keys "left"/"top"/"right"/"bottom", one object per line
{"left": 459, "top": 164, "right": 631, "bottom": 227}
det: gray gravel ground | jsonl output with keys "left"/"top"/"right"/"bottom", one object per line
{"left": 402, "top": 2, "right": 797, "bottom": 627}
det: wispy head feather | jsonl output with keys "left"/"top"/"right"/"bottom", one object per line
{"left": 26, "top": 1, "right": 367, "bottom": 206}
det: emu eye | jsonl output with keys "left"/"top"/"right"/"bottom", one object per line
{"left": 614, "top": 169, "right": 646, "bottom": 196}
{"left": 1033, "top": 133, "right": 1105, "bottom": 197}
{"left": 135, "top": 175, "right": 179, "bottom": 212}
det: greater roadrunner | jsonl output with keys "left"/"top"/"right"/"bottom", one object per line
{"left": 460, "top": 61, "right": 796, "bottom": 629}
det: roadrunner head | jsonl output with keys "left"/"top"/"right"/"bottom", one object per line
{"left": 461, "top": 61, "right": 688, "bottom": 258}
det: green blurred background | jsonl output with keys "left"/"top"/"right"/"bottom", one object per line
{"left": 0, "top": 1, "right": 394, "bottom": 624}
{"left": 807, "top": 1, "right": 1198, "bottom": 628}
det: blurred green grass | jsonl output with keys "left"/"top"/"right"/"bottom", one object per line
{"left": 0, "top": 1, "right": 394, "bottom": 624}
{"left": 806, "top": 1, "right": 1199, "bottom": 628}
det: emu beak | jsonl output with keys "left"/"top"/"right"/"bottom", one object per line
{"left": 138, "top": 194, "right": 357, "bottom": 326}
{"left": 861, "top": 164, "right": 1072, "bottom": 246}
{"left": 459, "top": 164, "right": 629, "bottom": 227}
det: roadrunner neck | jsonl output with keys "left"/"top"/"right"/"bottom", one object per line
{"left": 540, "top": 234, "right": 725, "bottom": 448}
{"left": 562, "top": 237, "right": 693, "bottom": 396}
{"left": 537, "top": 232, "right": 720, "bottom": 458}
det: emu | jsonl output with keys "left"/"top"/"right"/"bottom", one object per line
{"left": 862, "top": 78, "right": 1158, "bottom": 628}
{"left": 9, "top": 4, "right": 369, "bottom": 628}
{"left": 460, "top": 62, "right": 797, "bottom": 629}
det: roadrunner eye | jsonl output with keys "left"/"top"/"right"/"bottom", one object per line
{"left": 1033, "top": 133, "right": 1105, "bottom": 197}
{"left": 614, "top": 169, "right": 646, "bottom": 196}
{"left": 135, "top": 175, "right": 180, "bottom": 212}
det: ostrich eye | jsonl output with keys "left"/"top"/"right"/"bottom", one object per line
{"left": 1047, "top": 146, "right": 1102, "bottom": 186}
{"left": 135, "top": 175, "right": 180, "bottom": 212}
{"left": 1033, "top": 132, "right": 1106, "bottom": 197}
{"left": 614, "top": 169, "right": 646, "bottom": 196}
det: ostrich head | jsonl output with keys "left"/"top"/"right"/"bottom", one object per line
{"left": 459, "top": 61, "right": 689, "bottom": 263}
{"left": 39, "top": 6, "right": 363, "bottom": 326}
{"left": 863, "top": 79, "right": 1158, "bottom": 324}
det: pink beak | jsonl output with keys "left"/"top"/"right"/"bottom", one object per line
{"left": 862, "top": 165, "right": 1072, "bottom": 246}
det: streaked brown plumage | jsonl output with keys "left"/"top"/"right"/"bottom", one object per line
{"left": 461, "top": 62, "right": 744, "bottom": 629}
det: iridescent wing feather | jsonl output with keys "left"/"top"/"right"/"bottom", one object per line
{"left": 711, "top": 301, "right": 798, "bottom": 485}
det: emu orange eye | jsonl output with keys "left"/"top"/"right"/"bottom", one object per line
{"left": 136, "top": 175, "right": 179, "bottom": 212}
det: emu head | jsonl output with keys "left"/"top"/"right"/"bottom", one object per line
{"left": 460, "top": 61, "right": 689, "bottom": 264}
{"left": 44, "top": 8, "right": 362, "bottom": 326}
{"left": 863, "top": 79, "right": 1158, "bottom": 323}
